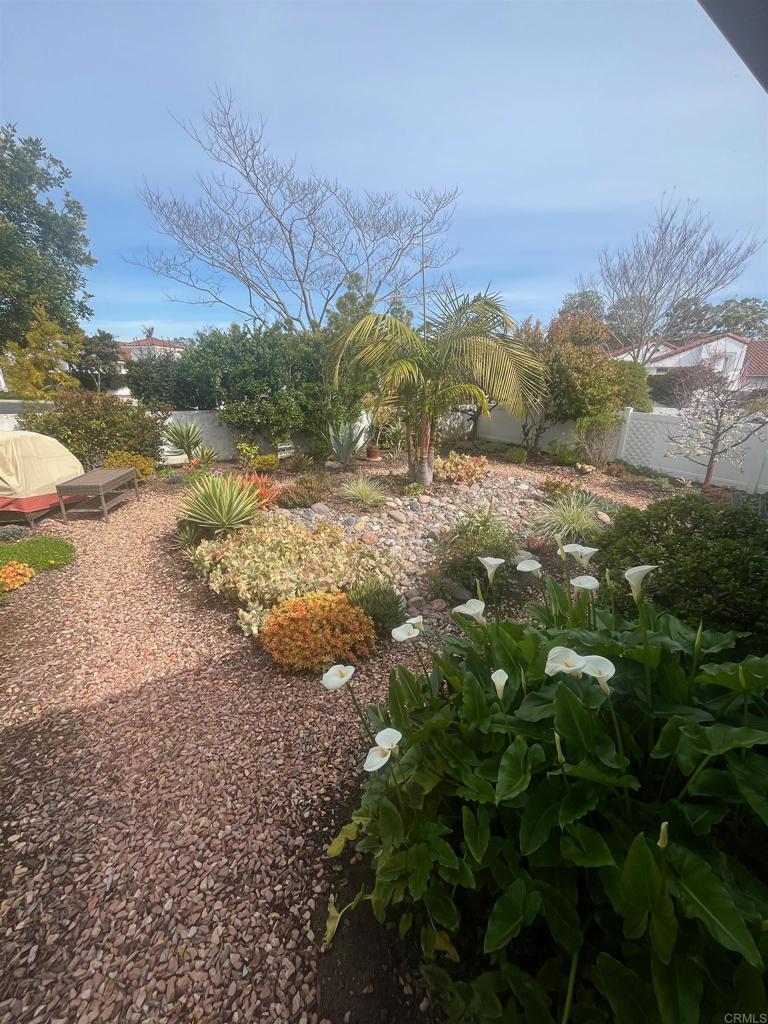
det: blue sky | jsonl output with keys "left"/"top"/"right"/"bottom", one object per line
{"left": 2, "top": 0, "right": 766, "bottom": 340}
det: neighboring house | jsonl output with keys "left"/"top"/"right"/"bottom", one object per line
{"left": 112, "top": 335, "right": 187, "bottom": 396}
{"left": 614, "top": 333, "right": 768, "bottom": 393}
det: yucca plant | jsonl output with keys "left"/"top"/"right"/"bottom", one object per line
{"left": 530, "top": 489, "right": 605, "bottom": 542}
{"left": 178, "top": 473, "right": 264, "bottom": 538}
{"left": 328, "top": 422, "right": 367, "bottom": 466}
{"left": 165, "top": 421, "right": 204, "bottom": 462}
{"left": 342, "top": 473, "right": 386, "bottom": 508}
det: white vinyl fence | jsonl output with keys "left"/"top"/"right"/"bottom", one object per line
{"left": 478, "top": 406, "right": 768, "bottom": 494}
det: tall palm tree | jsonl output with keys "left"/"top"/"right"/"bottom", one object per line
{"left": 334, "top": 288, "right": 544, "bottom": 485}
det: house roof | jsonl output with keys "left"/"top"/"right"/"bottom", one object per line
{"left": 612, "top": 332, "right": 750, "bottom": 362}
{"left": 122, "top": 336, "right": 185, "bottom": 350}
{"left": 744, "top": 338, "right": 768, "bottom": 379}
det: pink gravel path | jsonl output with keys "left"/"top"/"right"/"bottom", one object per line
{"left": 0, "top": 486, "right": 383, "bottom": 1024}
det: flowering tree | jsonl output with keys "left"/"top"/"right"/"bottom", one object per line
{"left": 669, "top": 364, "right": 768, "bottom": 485}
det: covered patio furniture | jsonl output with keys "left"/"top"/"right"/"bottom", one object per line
{"left": 0, "top": 430, "right": 84, "bottom": 526}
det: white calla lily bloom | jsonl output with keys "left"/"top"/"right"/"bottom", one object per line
{"left": 392, "top": 622, "right": 420, "bottom": 642}
{"left": 624, "top": 564, "right": 658, "bottom": 603}
{"left": 491, "top": 669, "right": 508, "bottom": 702}
{"left": 363, "top": 728, "right": 403, "bottom": 772}
{"left": 571, "top": 575, "right": 600, "bottom": 592}
{"left": 516, "top": 559, "right": 542, "bottom": 578}
{"left": 581, "top": 655, "right": 616, "bottom": 695}
{"left": 562, "top": 544, "right": 599, "bottom": 569}
{"left": 452, "top": 598, "right": 487, "bottom": 624}
{"left": 545, "top": 646, "right": 586, "bottom": 677}
{"left": 478, "top": 556, "right": 505, "bottom": 583}
{"left": 321, "top": 664, "right": 356, "bottom": 690}
{"left": 406, "top": 615, "right": 424, "bottom": 631}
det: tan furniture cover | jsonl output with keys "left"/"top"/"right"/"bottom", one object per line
{"left": 0, "top": 430, "right": 84, "bottom": 513}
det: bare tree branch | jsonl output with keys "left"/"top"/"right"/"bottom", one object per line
{"left": 597, "top": 197, "right": 761, "bottom": 363}
{"left": 139, "top": 89, "right": 458, "bottom": 329}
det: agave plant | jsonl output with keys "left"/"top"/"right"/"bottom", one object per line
{"left": 327, "top": 422, "right": 367, "bottom": 466}
{"left": 178, "top": 473, "right": 264, "bottom": 538}
{"left": 165, "top": 421, "right": 204, "bottom": 462}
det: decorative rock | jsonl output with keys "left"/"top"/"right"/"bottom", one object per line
{"left": 310, "top": 502, "right": 332, "bottom": 515}
{"left": 360, "top": 532, "right": 379, "bottom": 545}
{"left": 429, "top": 599, "right": 448, "bottom": 611}
{"left": 387, "top": 509, "right": 408, "bottom": 524}
{"left": 596, "top": 510, "right": 613, "bottom": 525}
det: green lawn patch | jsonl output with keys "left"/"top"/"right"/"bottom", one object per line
{"left": 0, "top": 536, "right": 75, "bottom": 572}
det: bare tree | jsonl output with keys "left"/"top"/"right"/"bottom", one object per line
{"left": 139, "top": 90, "right": 458, "bottom": 331}
{"left": 598, "top": 198, "right": 761, "bottom": 363}
{"left": 668, "top": 362, "right": 768, "bottom": 485}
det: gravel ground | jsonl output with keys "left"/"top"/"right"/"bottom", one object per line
{"left": 0, "top": 485, "right": 401, "bottom": 1024}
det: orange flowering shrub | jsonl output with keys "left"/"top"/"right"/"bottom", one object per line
{"left": 261, "top": 592, "right": 376, "bottom": 672}
{"left": 434, "top": 450, "right": 489, "bottom": 484}
{"left": 0, "top": 561, "right": 35, "bottom": 592}
{"left": 238, "top": 472, "right": 280, "bottom": 508}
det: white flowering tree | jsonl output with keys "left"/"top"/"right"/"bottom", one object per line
{"left": 668, "top": 363, "right": 768, "bottom": 485}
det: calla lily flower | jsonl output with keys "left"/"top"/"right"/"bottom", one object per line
{"left": 562, "top": 544, "right": 599, "bottom": 569}
{"left": 657, "top": 821, "right": 669, "bottom": 849}
{"left": 624, "top": 564, "right": 658, "bottom": 603}
{"left": 478, "top": 556, "right": 505, "bottom": 582}
{"left": 516, "top": 559, "right": 542, "bottom": 579}
{"left": 554, "top": 730, "right": 565, "bottom": 765}
{"left": 363, "top": 728, "right": 402, "bottom": 771}
{"left": 392, "top": 622, "right": 420, "bottom": 642}
{"left": 406, "top": 615, "right": 424, "bottom": 631}
{"left": 321, "top": 665, "right": 356, "bottom": 690}
{"left": 581, "top": 655, "right": 616, "bottom": 695}
{"left": 491, "top": 668, "right": 508, "bottom": 701}
{"left": 453, "top": 599, "right": 487, "bottom": 624}
{"left": 571, "top": 575, "right": 600, "bottom": 592}
{"left": 545, "top": 646, "right": 586, "bottom": 677}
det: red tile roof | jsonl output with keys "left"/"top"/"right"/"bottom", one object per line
{"left": 744, "top": 338, "right": 768, "bottom": 379}
{"left": 646, "top": 333, "right": 749, "bottom": 364}
{"left": 122, "top": 337, "right": 185, "bottom": 350}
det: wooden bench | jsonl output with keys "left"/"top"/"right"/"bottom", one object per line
{"left": 56, "top": 468, "right": 139, "bottom": 523}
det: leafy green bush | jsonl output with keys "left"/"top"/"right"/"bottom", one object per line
{"left": 0, "top": 536, "right": 74, "bottom": 571}
{"left": 597, "top": 495, "right": 768, "bottom": 650}
{"left": 165, "top": 420, "right": 204, "bottom": 461}
{"left": 404, "top": 482, "right": 425, "bottom": 497}
{"left": 193, "top": 516, "right": 395, "bottom": 636}
{"left": 530, "top": 489, "right": 604, "bottom": 542}
{"left": 547, "top": 439, "right": 581, "bottom": 466}
{"left": 235, "top": 441, "right": 279, "bottom": 472}
{"left": 503, "top": 445, "right": 527, "bottom": 464}
{"left": 17, "top": 391, "right": 168, "bottom": 468}
{"left": 328, "top": 577, "right": 768, "bottom": 1023}
{"left": 178, "top": 473, "right": 265, "bottom": 540}
{"left": 433, "top": 506, "right": 518, "bottom": 596}
{"left": 348, "top": 580, "right": 406, "bottom": 633}
{"left": 342, "top": 474, "right": 386, "bottom": 508}
{"left": 277, "top": 471, "right": 333, "bottom": 508}
{"left": 101, "top": 450, "right": 156, "bottom": 482}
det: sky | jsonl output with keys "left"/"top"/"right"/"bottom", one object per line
{"left": 1, "top": 0, "right": 767, "bottom": 340}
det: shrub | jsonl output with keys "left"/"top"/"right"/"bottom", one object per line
{"left": 597, "top": 494, "right": 768, "bottom": 650}
{"left": 239, "top": 472, "right": 280, "bottom": 509}
{"left": 193, "top": 516, "right": 395, "bottom": 636}
{"left": 342, "top": 474, "right": 386, "bottom": 508}
{"left": 328, "top": 581, "right": 768, "bottom": 1023}
{"left": 0, "top": 526, "right": 28, "bottom": 542}
{"left": 574, "top": 412, "right": 622, "bottom": 470}
{"left": 434, "top": 451, "right": 489, "bottom": 485}
{"left": 261, "top": 591, "right": 376, "bottom": 672}
{"left": 540, "top": 475, "right": 578, "bottom": 499}
{"left": 235, "top": 442, "right": 279, "bottom": 472}
{"left": 530, "top": 489, "right": 604, "bottom": 542}
{"left": 101, "top": 450, "right": 156, "bottom": 482}
{"left": 433, "top": 506, "right": 518, "bottom": 596}
{"left": 404, "top": 482, "right": 425, "bottom": 497}
{"left": 503, "top": 445, "right": 527, "bottom": 464}
{"left": 0, "top": 561, "right": 35, "bottom": 591}
{"left": 165, "top": 421, "right": 204, "bottom": 461}
{"left": 0, "top": 537, "right": 74, "bottom": 571}
{"left": 605, "top": 461, "right": 625, "bottom": 476}
{"left": 347, "top": 580, "right": 406, "bottom": 634}
{"left": 547, "top": 439, "right": 580, "bottom": 466}
{"left": 16, "top": 391, "right": 168, "bottom": 468}
{"left": 284, "top": 452, "right": 315, "bottom": 474}
{"left": 178, "top": 473, "right": 266, "bottom": 540}
{"left": 277, "top": 471, "right": 333, "bottom": 508}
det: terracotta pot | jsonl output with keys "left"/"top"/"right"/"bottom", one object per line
{"left": 366, "top": 444, "right": 381, "bottom": 460}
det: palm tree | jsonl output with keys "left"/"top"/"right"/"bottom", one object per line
{"left": 334, "top": 288, "right": 544, "bottom": 485}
